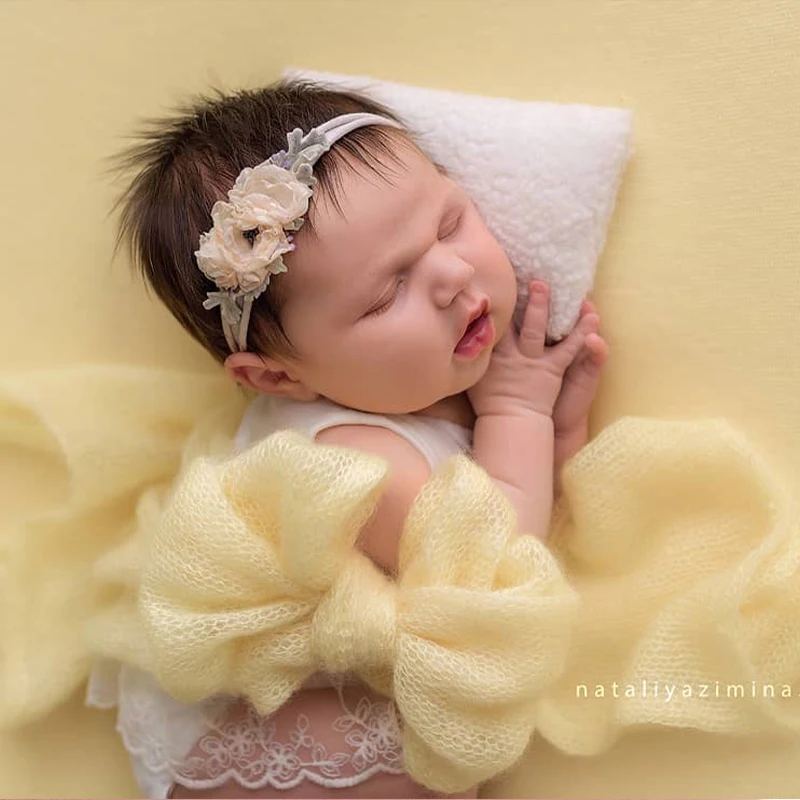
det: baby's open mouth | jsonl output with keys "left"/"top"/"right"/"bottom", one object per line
{"left": 459, "top": 312, "right": 486, "bottom": 343}
{"left": 455, "top": 312, "right": 493, "bottom": 357}
{"left": 465, "top": 314, "right": 483, "bottom": 333}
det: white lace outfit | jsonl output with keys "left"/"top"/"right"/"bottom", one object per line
{"left": 86, "top": 395, "right": 473, "bottom": 798}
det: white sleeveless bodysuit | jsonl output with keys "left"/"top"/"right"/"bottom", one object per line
{"left": 86, "top": 395, "right": 473, "bottom": 798}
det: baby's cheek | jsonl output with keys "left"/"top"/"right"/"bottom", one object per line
{"left": 486, "top": 246, "right": 518, "bottom": 323}
{"left": 472, "top": 227, "right": 512, "bottom": 276}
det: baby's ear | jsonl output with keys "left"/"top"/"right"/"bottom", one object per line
{"left": 223, "top": 352, "right": 319, "bottom": 401}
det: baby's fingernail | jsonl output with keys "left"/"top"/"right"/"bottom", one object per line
{"left": 531, "top": 281, "right": 548, "bottom": 294}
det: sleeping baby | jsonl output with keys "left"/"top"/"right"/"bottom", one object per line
{"left": 90, "top": 78, "right": 608, "bottom": 798}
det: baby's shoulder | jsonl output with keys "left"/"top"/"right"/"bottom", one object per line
{"left": 315, "top": 423, "right": 431, "bottom": 480}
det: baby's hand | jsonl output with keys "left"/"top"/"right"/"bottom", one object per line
{"left": 553, "top": 299, "right": 609, "bottom": 477}
{"left": 467, "top": 281, "right": 599, "bottom": 420}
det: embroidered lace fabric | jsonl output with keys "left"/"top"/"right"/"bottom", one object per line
{"left": 174, "top": 690, "right": 405, "bottom": 793}
{"left": 86, "top": 664, "right": 406, "bottom": 798}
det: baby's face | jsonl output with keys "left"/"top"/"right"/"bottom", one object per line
{"left": 277, "top": 141, "right": 517, "bottom": 415}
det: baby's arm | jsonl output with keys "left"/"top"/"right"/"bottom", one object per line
{"left": 467, "top": 282, "right": 599, "bottom": 540}
{"left": 315, "top": 424, "right": 432, "bottom": 578}
{"left": 471, "top": 412, "right": 554, "bottom": 540}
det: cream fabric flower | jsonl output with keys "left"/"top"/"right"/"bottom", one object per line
{"left": 228, "top": 164, "right": 313, "bottom": 230}
{"left": 195, "top": 201, "right": 292, "bottom": 293}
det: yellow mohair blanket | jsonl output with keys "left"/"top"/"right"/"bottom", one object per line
{"left": 97, "top": 424, "right": 577, "bottom": 793}
{"left": 2, "top": 367, "right": 800, "bottom": 792}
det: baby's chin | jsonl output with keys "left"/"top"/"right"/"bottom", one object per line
{"left": 332, "top": 361, "right": 486, "bottom": 417}
{"left": 327, "top": 391, "right": 449, "bottom": 417}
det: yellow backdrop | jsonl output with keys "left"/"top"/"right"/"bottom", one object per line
{"left": 1, "top": 0, "right": 798, "bottom": 796}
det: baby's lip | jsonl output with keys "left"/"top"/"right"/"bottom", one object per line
{"left": 459, "top": 298, "right": 489, "bottom": 342}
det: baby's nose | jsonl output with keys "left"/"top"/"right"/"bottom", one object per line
{"left": 430, "top": 250, "right": 475, "bottom": 307}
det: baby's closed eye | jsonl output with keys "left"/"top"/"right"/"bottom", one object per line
{"left": 438, "top": 211, "right": 462, "bottom": 239}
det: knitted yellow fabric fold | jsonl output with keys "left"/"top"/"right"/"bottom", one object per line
{"left": 111, "top": 428, "right": 578, "bottom": 794}
{"left": 0, "top": 366, "right": 246, "bottom": 728}
{"left": 539, "top": 417, "right": 800, "bottom": 753}
{"left": 3, "top": 367, "right": 800, "bottom": 790}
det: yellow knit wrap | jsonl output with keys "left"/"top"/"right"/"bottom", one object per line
{"left": 3, "top": 367, "right": 800, "bottom": 793}
{"left": 539, "top": 417, "right": 800, "bottom": 752}
{"left": 130, "top": 429, "right": 578, "bottom": 793}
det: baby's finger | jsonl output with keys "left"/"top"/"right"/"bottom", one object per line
{"left": 562, "top": 345, "right": 602, "bottom": 391}
{"left": 518, "top": 281, "right": 549, "bottom": 357}
{"left": 581, "top": 299, "right": 597, "bottom": 316}
{"left": 585, "top": 332, "right": 609, "bottom": 366}
{"left": 552, "top": 312, "right": 599, "bottom": 365}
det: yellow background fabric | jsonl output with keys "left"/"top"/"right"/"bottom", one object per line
{"left": 0, "top": 0, "right": 797, "bottom": 797}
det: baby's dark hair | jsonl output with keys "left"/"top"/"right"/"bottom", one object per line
{"left": 111, "top": 80, "right": 417, "bottom": 364}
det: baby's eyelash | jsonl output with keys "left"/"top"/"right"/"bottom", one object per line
{"left": 370, "top": 276, "right": 406, "bottom": 316}
{"left": 439, "top": 212, "right": 463, "bottom": 239}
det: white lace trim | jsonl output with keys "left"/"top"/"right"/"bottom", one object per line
{"left": 86, "top": 662, "right": 405, "bottom": 797}
{"left": 173, "top": 691, "right": 405, "bottom": 792}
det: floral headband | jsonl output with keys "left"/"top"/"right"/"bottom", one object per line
{"left": 195, "top": 112, "right": 404, "bottom": 354}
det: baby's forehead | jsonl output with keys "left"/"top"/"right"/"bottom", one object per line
{"left": 313, "top": 150, "right": 443, "bottom": 233}
{"left": 284, "top": 148, "right": 454, "bottom": 302}
{"left": 337, "top": 140, "right": 441, "bottom": 194}
{"left": 331, "top": 144, "right": 446, "bottom": 215}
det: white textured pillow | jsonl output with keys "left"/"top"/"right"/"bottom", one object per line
{"left": 283, "top": 68, "right": 634, "bottom": 340}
